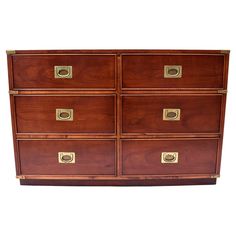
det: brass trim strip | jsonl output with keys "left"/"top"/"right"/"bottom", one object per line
{"left": 16, "top": 174, "right": 220, "bottom": 180}
{"left": 218, "top": 89, "right": 228, "bottom": 94}
{"left": 9, "top": 90, "right": 19, "bottom": 95}
{"left": 220, "top": 50, "right": 230, "bottom": 54}
{"left": 6, "top": 50, "right": 16, "bottom": 55}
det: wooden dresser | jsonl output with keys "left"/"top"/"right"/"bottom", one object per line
{"left": 7, "top": 50, "right": 229, "bottom": 186}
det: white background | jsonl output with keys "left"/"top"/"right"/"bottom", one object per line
{"left": 0, "top": 0, "right": 235, "bottom": 235}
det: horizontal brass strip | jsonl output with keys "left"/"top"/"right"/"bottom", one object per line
{"left": 9, "top": 89, "right": 227, "bottom": 96}
{"left": 16, "top": 133, "right": 221, "bottom": 140}
{"left": 16, "top": 174, "right": 220, "bottom": 180}
{"left": 6, "top": 50, "right": 16, "bottom": 55}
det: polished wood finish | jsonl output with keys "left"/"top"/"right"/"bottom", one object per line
{"left": 122, "top": 95, "right": 222, "bottom": 134}
{"left": 15, "top": 95, "right": 115, "bottom": 133}
{"left": 122, "top": 139, "right": 218, "bottom": 175}
{"left": 7, "top": 50, "right": 229, "bottom": 186}
{"left": 12, "top": 55, "right": 115, "bottom": 89}
{"left": 122, "top": 55, "right": 224, "bottom": 89}
{"left": 19, "top": 140, "right": 115, "bottom": 175}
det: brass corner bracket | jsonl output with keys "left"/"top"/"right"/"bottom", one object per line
{"left": 6, "top": 50, "right": 16, "bottom": 55}
{"left": 9, "top": 90, "right": 19, "bottom": 95}
{"left": 218, "top": 89, "right": 227, "bottom": 94}
{"left": 220, "top": 50, "right": 230, "bottom": 54}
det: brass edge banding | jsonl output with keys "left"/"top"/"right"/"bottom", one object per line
{"left": 6, "top": 50, "right": 16, "bottom": 55}
{"left": 16, "top": 175, "right": 25, "bottom": 179}
{"left": 16, "top": 174, "right": 220, "bottom": 180}
{"left": 9, "top": 90, "right": 19, "bottom": 95}
{"left": 220, "top": 50, "right": 230, "bottom": 54}
{"left": 211, "top": 174, "right": 220, "bottom": 178}
{"left": 218, "top": 89, "right": 227, "bottom": 94}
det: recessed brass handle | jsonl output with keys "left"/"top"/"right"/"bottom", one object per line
{"left": 58, "top": 152, "right": 75, "bottom": 163}
{"left": 163, "top": 108, "right": 181, "bottom": 121}
{"left": 56, "top": 109, "right": 73, "bottom": 121}
{"left": 164, "top": 65, "right": 182, "bottom": 78}
{"left": 54, "top": 66, "right": 72, "bottom": 79}
{"left": 161, "top": 152, "right": 178, "bottom": 163}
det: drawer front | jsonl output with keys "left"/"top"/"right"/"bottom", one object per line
{"left": 19, "top": 140, "right": 115, "bottom": 175}
{"left": 12, "top": 55, "right": 115, "bottom": 89}
{"left": 122, "top": 139, "right": 218, "bottom": 175}
{"left": 122, "top": 95, "right": 221, "bottom": 133}
{"left": 15, "top": 95, "right": 115, "bottom": 133}
{"left": 122, "top": 55, "right": 224, "bottom": 88}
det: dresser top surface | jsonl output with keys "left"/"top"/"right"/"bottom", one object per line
{"left": 6, "top": 49, "right": 230, "bottom": 55}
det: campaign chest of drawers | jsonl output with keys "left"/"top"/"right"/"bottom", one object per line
{"left": 7, "top": 49, "right": 229, "bottom": 186}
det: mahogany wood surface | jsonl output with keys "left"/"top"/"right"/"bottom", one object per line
{"left": 122, "top": 55, "right": 224, "bottom": 88}
{"left": 15, "top": 95, "right": 115, "bottom": 133}
{"left": 7, "top": 50, "right": 229, "bottom": 186}
{"left": 122, "top": 95, "right": 222, "bottom": 134}
{"left": 12, "top": 55, "right": 115, "bottom": 89}
{"left": 122, "top": 139, "right": 218, "bottom": 175}
{"left": 19, "top": 140, "right": 115, "bottom": 175}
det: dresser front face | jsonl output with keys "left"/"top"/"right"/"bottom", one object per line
{"left": 122, "top": 95, "right": 222, "bottom": 134}
{"left": 122, "top": 55, "right": 224, "bottom": 89}
{"left": 7, "top": 50, "right": 229, "bottom": 186}
{"left": 15, "top": 95, "right": 116, "bottom": 134}
{"left": 12, "top": 55, "right": 116, "bottom": 89}
{"left": 19, "top": 140, "right": 116, "bottom": 175}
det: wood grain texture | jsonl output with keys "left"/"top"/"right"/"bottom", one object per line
{"left": 15, "top": 95, "right": 115, "bottom": 133}
{"left": 7, "top": 50, "right": 229, "bottom": 186}
{"left": 19, "top": 140, "right": 116, "bottom": 175}
{"left": 122, "top": 55, "right": 224, "bottom": 89}
{"left": 12, "top": 55, "right": 115, "bottom": 89}
{"left": 122, "top": 139, "right": 218, "bottom": 175}
{"left": 122, "top": 95, "right": 222, "bottom": 133}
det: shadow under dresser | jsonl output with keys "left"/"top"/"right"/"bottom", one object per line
{"left": 7, "top": 49, "right": 229, "bottom": 186}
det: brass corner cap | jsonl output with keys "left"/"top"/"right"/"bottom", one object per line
{"left": 220, "top": 50, "right": 230, "bottom": 54}
{"left": 9, "top": 90, "right": 19, "bottom": 95}
{"left": 16, "top": 175, "right": 25, "bottom": 179}
{"left": 6, "top": 50, "right": 16, "bottom": 55}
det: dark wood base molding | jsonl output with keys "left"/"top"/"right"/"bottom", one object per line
{"left": 20, "top": 178, "right": 217, "bottom": 186}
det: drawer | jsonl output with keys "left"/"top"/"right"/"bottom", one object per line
{"left": 122, "top": 95, "right": 221, "bottom": 134}
{"left": 19, "top": 140, "right": 115, "bottom": 175}
{"left": 15, "top": 95, "right": 115, "bottom": 133}
{"left": 122, "top": 139, "right": 218, "bottom": 175}
{"left": 122, "top": 55, "right": 224, "bottom": 88}
{"left": 12, "top": 55, "right": 115, "bottom": 89}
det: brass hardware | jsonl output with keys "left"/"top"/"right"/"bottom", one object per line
{"left": 164, "top": 65, "right": 182, "bottom": 78}
{"left": 56, "top": 109, "right": 73, "bottom": 121}
{"left": 218, "top": 89, "right": 227, "bottom": 94}
{"left": 163, "top": 109, "right": 181, "bottom": 121}
{"left": 9, "top": 90, "right": 19, "bottom": 95}
{"left": 54, "top": 66, "right": 72, "bottom": 79}
{"left": 210, "top": 175, "right": 220, "bottom": 178}
{"left": 58, "top": 152, "right": 75, "bottom": 164}
{"left": 6, "top": 50, "right": 16, "bottom": 55}
{"left": 161, "top": 152, "right": 179, "bottom": 163}
{"left": 16, "top": 175, "right": 26, "bottom": 179}
{"left": 220, "top": 50, "right": 230, "bottom": 54}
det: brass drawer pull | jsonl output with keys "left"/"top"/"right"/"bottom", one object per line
{"left": 161, "top": 152, "right": 178, "bottom": 163}
{"left": 163, "top": 108, "right": 181, "bottom": 121}
{"left": 58, "top": 152, "right": 75, "bottom": 163}
{"left": 54, "top": 66, "right": 72, "bottom": 79}
{"left": 164, "top": 65, "right": 182, "bottom": 78}
{"left": 56, "top": 109, "right": 73, "bottom": 121}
